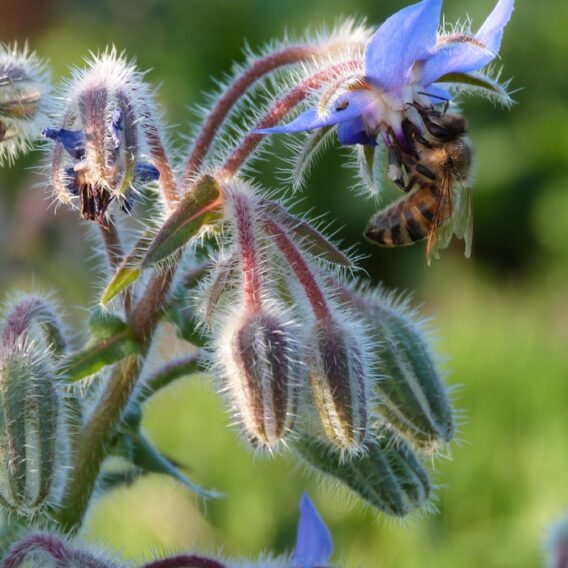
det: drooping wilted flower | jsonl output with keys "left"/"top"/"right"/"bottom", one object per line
{"left": 255, "top": 0, "right": 514, "bottom": 148}
{"left": 0, "top": 43, "right": 51, "bottom": 166}
{"left": 43, "top": 49, "right": 167, "bottom": 227}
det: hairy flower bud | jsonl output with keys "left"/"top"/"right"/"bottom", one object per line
{"left": 345, "top": 287, "right": 455, "bottom": 452}
{"left": 3, "top": 532, "right": 125, "bottom": 568}
{"left": 308, "top": 319, "right": 369, "bottom": 453}
{"left": 294, "top": 427, "right": 431, "bottom": 517}
{"left": 219, "top": 309, "right": 300, "bottom": 448}
{"left": 0, "top": 43, "right": 51, "bottom": 165}
{"left": 43, "top": 48, "right": 169, "bottom": 226}
{"left": 0, "top": 339, "right": 65, "bottom": 515}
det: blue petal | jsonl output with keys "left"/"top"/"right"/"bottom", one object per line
{"left": 364, "top": 0, "right": 442, "bottom": 90}
{"left": 418, "top": 83, "right": 452, "bottom": 104}
{"left": 337, "top": 117, "right": 377, "bottom": 146}
{"left": 476, "top": 0, "right": 515, "bottom": 54}
{"left": 419, "top": 0, "right": 514, "bottom": 86}
{"left": 134, "top": 162, "right": 160, "bottom": 182}
{"left": 291, "top": 493, "right": 333, "bottom": 567}
{"left": 43, "top": 128, "right": 85, "bottom": 159}
{"left": 254, "top": 91, "right": 375, "bottom": 135}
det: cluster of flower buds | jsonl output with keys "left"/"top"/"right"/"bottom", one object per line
{"left": 197, "top": 180, "right": 373, "bottom": 455}
{"left": 2, "top": 493, "right": 332, "bottom": 568}
{"left": 42, "top": 50, "right": 171, "bottom": 228}
{"left": 184, "top": 176, "right": 456, "bottom": 515}
{"left": 0, "top": 294, "right": 68, "bottom": 517}
{"left": 0, "top": 44, "right": 51, "bottom": 166}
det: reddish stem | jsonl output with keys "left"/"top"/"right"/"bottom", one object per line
{"left": 140, "top": 556, "right": 227, "bottom": 568}
{"left": 2, "top": 533, "right": 109, "bottom": 568}
{"left": 220, "top": 60, "right": 359, "bottom": 177}
{"left": 231, "top": 192, "right": 262, "bottom": 310}
{"left": 264, "top": 217, "right": 330, "bottom": 321}
{"left": 141, "top": 110, "right": 179, "bottom": 208}
{"left": 183, "top": 45, "right": 321, "bottom": 185}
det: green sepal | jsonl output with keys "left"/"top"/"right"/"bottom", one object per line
{"left": 113, "top": 427, "right": 221, "bottom": 500}
{"left": 294, "top": 428, "right": 431, "bottom": 517}
{"left": 100, "top": 231, "right": 151, "bottom": 306}
{"left": 437, "top": 72, "right": 509, "bottom": 98}
{"left": 372, "top": 302, "right": 455, "bottom": 452}
{"left": 64, "top": 312, "right": 139, "bottom": 382}
{"left": 141, "top": 175, "right": 223, "bottom": 267}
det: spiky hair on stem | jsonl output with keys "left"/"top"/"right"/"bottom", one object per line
{"left": 43, "top": 47, "right": 177, "bottom": 227}
{"left": 179, "top": 19, "right": 370, "bottom": 184}
{"left": 0, "top": 43, "right": 52, "bottom": 166}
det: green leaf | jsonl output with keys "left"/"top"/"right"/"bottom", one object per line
{"left": 142, "top": 175, "right": 223, "bottom": 267}
{"left": 64, "top": 314, "right": 139, "bottom": 382}
{"left": 100, "top": 231, "right": 151, "bottom": 306}
{"left": 116, "top": 428, "right": 221, "bottom": 500}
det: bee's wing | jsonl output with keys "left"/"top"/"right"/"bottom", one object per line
{"left": 425, "top": 172, "right": 452, "bottom": 262}
{"left": 452, "top": 184, "right": 474, "bottom": 258}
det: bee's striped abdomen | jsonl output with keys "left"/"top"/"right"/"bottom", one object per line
{"left": 365, "top": 184, "right": 446, "bottom": 247}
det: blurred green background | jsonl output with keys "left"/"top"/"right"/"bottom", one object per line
{"left": 1, "top": 0, "right": 567, "bottom": 566}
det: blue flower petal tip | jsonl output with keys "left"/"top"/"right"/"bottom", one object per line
{"left": 253, "top": 0, "right": 514, "bottom": 148}
{"left": 291, "top": 492, "right": 333, "bottom": 568}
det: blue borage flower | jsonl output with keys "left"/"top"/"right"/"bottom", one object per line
{"left": 291, "top": 493, "right": 333, "bottom": 568}
{"left": 255, "top": 0, "right": 514, "bottom": 148}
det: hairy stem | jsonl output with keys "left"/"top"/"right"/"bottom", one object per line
{"left": 58, "top": 265, "right": 176, "bottom": 533}
{"left": 141, "top": 556, "right": 227, "bottom": 568}
{"left": 141, "top": 109, "right": 179, "bottom": 207}
{"left": 2, "top": 533, "right": 109, "bottom": 568}
{"left": 264, "top": 217, "right": 331, "bottom": 321}
{"left": 220, "top": 60, "right": 358, "bottom": 177}
{"left": 183, "top": 44, "right": 320, "bottom": 183}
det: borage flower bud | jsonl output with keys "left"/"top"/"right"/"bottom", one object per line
{"left": 219, "top": 308, "right": 300, "bottom": 449}
{"left": 3, "top": 532, "right": 125, "bottom": 568}
{"left": 0, "top": 338, "right": 65, "bottom": 516}
{"left": 309, "top": 318, "right": 369, "bottom": 454}
{"left": 0, "top": 43, "right": 51, "bottom": 165}
{"left": 343, "top": 285, "right": 455, "bottom": 453}
{"left": 294, "top": 427, "right": 431, "bottom": 517}
{"left": 44, "top": 49, "right": 165, "bottom": 227}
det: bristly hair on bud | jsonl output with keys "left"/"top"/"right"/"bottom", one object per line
{"left": 43, "top": 47, "right": 175, "bottom": 228}
{"left": 294, "top": 426, "right": 432, "bottom": 518}
{"left": 204, "top": 182, "right": 302, "bottom": 450}
{"left": 0, "top": 43, "right": 52, "bottom": 166}
{"left": 2, "top": 532, "right": 126, "bottom": 567}
{"left": 0, "top": 293, "right": 70, "bottom": 518}
{"left": 334, "top": 280, "right": 456, "bottom": 454}
{"left": 0, "top": 338, "right": 68, "bottom": 518}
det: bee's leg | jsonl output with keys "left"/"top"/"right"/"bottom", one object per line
{"left": 415, "top": 163, "right": 436, "bottom": 181}
{"left": 387, "top": 143, "right": 407, "bottom": 191}
{"left": 402, "top": 119, "right": 430, "bottom": 153}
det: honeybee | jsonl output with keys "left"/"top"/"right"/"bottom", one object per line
{"left": 365, "top": 106, "right": 474, "bottom": 262}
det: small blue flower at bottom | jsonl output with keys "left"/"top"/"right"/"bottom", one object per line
{"left": 255, "top": 0, "right": 514, "bottom": 147}
{"left": 291, "top": 493, "right": 333, "bottom": 568}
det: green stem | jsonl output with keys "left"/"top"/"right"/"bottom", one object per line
{"left": 57, "top": 268, "right": 175, "bottom": 533}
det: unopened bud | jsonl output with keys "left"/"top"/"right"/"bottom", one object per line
{"left": 371, "top": 297, "right": 454, "bottom": 452}
{"left": 3, "top": 532, "right": 125, "bottom": 568}
{"left": 221, "top": 310, "right": 300, "bottom": 448}
{"left": 294, "top": 427, "right": 431, "bottom": 517}
{"left": 0, "top": 43, "right": 51, "bottom": 165}
{"left": 309, "top": 319, "right": 369, "bottom": 453}
{"left": 0, "top": 339, "right": 66, "bottom": 515}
